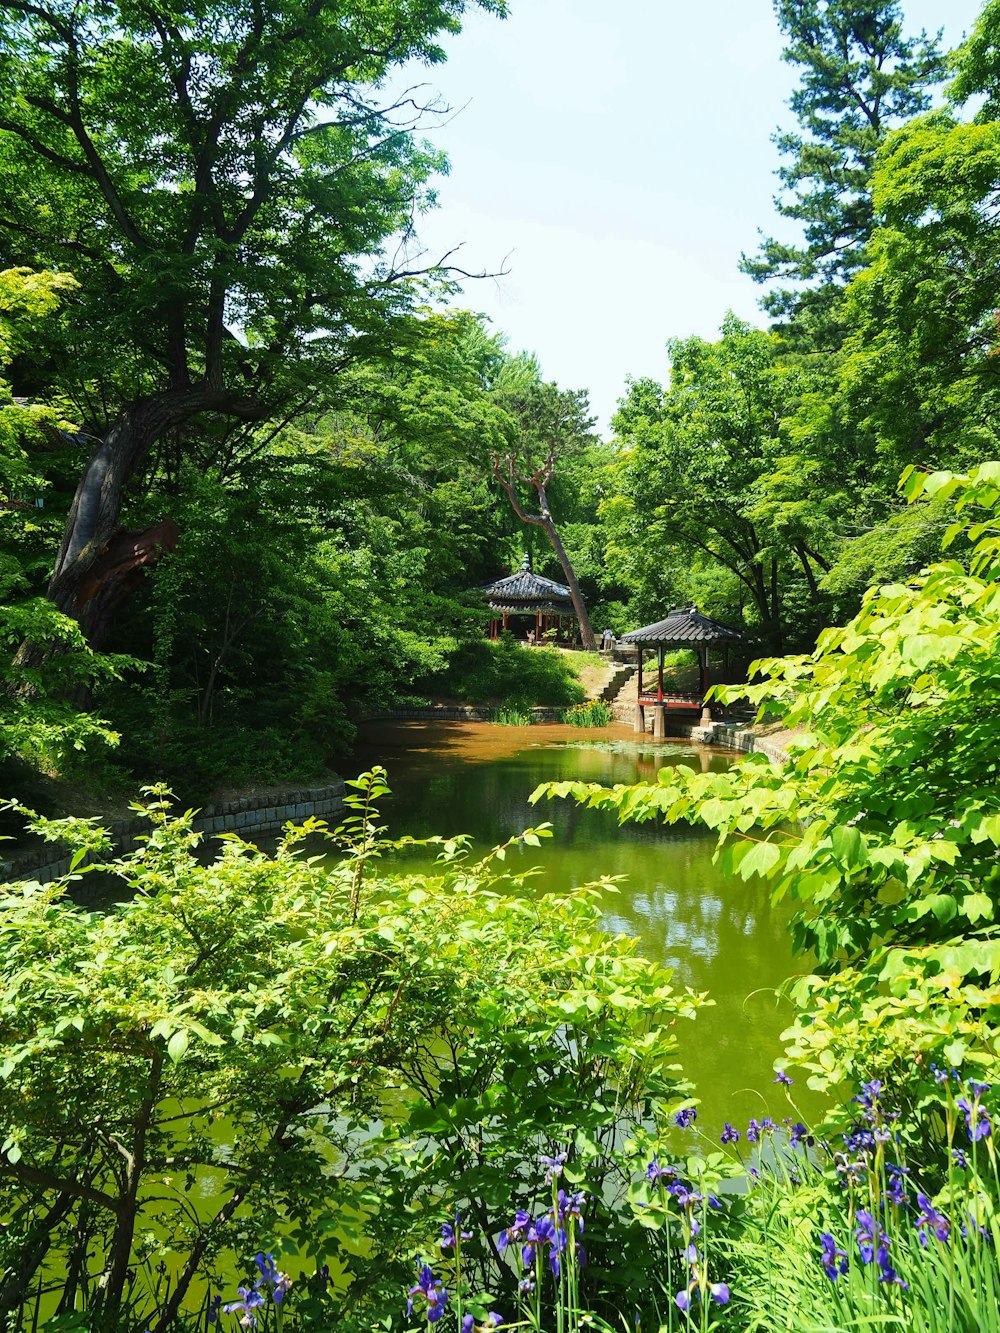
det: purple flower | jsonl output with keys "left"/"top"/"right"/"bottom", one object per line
{"left": 710, "top": 1283, "right": 730, "bottom": 1305}
{"left": 953, "top": 1148, "right": 969, "bottom": 1170}
{"left": 462, "top": 1317, "right": 474, "bottom": 1333}
{"left": 969, "top": 1080, "right": 991, "bottom": 1097}
{"left": 876, "top": 1240, "right": 907, "bottom": 1289}
{"left": 789, "top": 1122, "right": 813, "bottom": 1149}
{"left": 675, "top": 1288, "right": 691, "bottom": 1313}
{"left": 207, "top": 1296, "right": 221, "bottom": 1325}
{"left": 407, "top": 1265, "right": 448, "bottom": 1323}
{"left": 855, "top": 1211, "right": 878, "bottom": 1264}
{"left": 761, "top": 1117, "right": 776, "bottom": 1134}
{"left": 746, "top": 1118, "right": 761, "bottom": 1144}
{"left": 674, "top": 1106, "right": 697, "bottom": 1129}
{"left": 884, "top": 1165, "right": 908, "bottom": 1207}
{"left": 915, "top": 1192, "right": 950, "bottom": 1247}
{"left": 540, "top": 1152, "right": 568, "bottom": 1182}
{"left": 223, "top": 1288, "right": 266, "bottom": 1329}
{"left": 522, "top": 1214, "right": 567, "bottom": 1275}
{"left": 253, "top": 1252, "right": 292, "bottom": 1305}
{"left": 440, "top": 1214, "right": 473, "bottom": 1251}
{"left": 773, "top": 1069, "right": 794, "bottom": 1086}
{"left": 820, "top": 1232, "right": 848, "bottom": 1281}
{"left": 497, "top": 1210, "right": 530, "bottom": 1252}
{"left": 556, "top": 1189, "right": 586, "bottom": 1232}
{"left": 957, "top": 1096, "right": 992, "bottom": 1142}
{"left": 720, "top": 1122, "right": 740, "bottom": 1145}
{"left": 646, "top": 1155, "right": 676, "bottom": 1183}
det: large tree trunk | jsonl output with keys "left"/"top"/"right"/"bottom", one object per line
{"left": 46, "top": 386, "right": 265, "bottom": 648}
{"left": 492, "top": 456, "right": 597, "bottom": 651}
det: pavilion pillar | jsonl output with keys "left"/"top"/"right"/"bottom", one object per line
{"left": 700, "top": 644, "right": 712, "bottom": 726}
{"left": 637, "top": 647, "right": 643, "bottom": 695}
{"left": 502, "top": 612, "right": 509, "bottom": 634}
{"left": 634, "top": 703, "right": 645, "bottom": 733}
{"left": 657, "top": 646, "right": 665, "bottom": 703}
{"left": 654, "top": 704, "right": 666, "bottom": 738}
{"left": 535, "top": 611, "right": 541, "bottom": 642}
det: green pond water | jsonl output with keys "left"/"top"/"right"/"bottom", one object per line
{"left": 351, "top": 720, "right": 814, "bottom": 1138}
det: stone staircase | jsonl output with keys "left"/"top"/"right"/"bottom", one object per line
{"left": 600, "top": 663, "right": 636, "bottom": 706}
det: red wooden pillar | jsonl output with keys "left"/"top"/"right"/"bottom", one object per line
{"left": 657, "top": 645, "right": 665, "bottom": 702}
{"left": 637, "top": 647, "right": 644, "bottom": 695}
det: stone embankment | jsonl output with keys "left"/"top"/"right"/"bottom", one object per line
{"left": 0, "top": 783, "right": 346, "bottom": 885}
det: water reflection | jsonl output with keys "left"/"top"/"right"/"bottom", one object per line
{"left": 349, "top": 722, "right": 814, "bottom": 1137}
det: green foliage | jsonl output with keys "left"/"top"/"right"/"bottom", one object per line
{"left": 535, "top": 462, "right": 1000, "bottom": 1107}
{"left": 418, "top": 639, "right": 586, "bottom": 708}
{"left": 742, "top": 0, "right": 944, "bottom": 332}
{"left": 609, "top": 317, "right": 833, "bottom": 651}
{"left": 0, "top": 268, "right": 125, "bottom": 773}
{"left": 0, "top": 772, "right": 703, "bottom": 1328}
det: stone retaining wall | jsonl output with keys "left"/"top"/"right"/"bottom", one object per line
{"left": 360, "top": 704, "right": 567, "bottom": 723}
{"left": 0, "top": 783, "right": 346, "bottom": 885}
{"left": 610, "top": 701, "right": 788, "bottom": 763}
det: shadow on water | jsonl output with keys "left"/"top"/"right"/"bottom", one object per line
{"left": 349, "top": 721, "right": 817, "bottom": 1138}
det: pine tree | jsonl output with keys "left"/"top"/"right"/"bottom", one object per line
{"left": 743, "top": 0, "right": 945, "bottom": 338}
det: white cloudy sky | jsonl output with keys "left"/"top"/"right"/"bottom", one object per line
{"left": 393, "top": 0, "right": 983, "bottom": 432}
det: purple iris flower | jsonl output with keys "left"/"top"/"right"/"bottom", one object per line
{"left": 789, "top": 1122, "right": 813, "bottom": 1149}
{"left": 954, "top": 1148, "right": 969, "bottom": 1169}
{"left": 820, "top": 1232, "right": 848, "bottom": 1281}
{"left": 462, "top": 1317, "right": 474, "bottom": 1333}
{"left": 223, "top": 1287, "right": 266, "bottom": 1329}
{"left": 674, "top": 1106, "right": 697, "bottom": 1129}
{"left": 440, "top": 1214, "right": 473, "bottom": 1251}
{"left": 876, "top": 1240, "right": 907, "bottom": 1289}
{"left": 530, "top": 1214, "right": 568, "bottom": 1275}
{"left": 855, "top": 1210, "right": 878, "bottom": 1264}
{"left": 646, "top": 1155, "right": 675, "bottom": 1183}
{"left": 915, "top": 1192, "right": 951, "bottom": 1247}
{"left": 540, "top": 1152, "right": 568, "bottom": 1182}
{"left": 773, "top": 1070, "right": 794, "bottom": 1086}
{"left": 407, "top": 1264, "right": 448, "bottom": 1323}
{"left": 884, "top": 1165, "right": 908, "bottom": 1207}
{"left": 497, "top": 1210, "right": 531, "bottom": 1252}
{"left": 252, "top": 1252, "right": 292, "bottom": 1305}
{"left": 969, "top": 1080, "right": 991, "bottom": 1097}
{"left": 207, "top": 1296, "right": 221, "bottom": 1325}
{"left": 556, "top": 1189, "right": 586, "bottom": 1232}
{"left": 746, "top": 1118, "right": 761, "bottom": 1144}
{"left": 720, "top": 1122, "right": 740, "bottom": 1145}
{"left": 957, "top": 1096, "right": 992, "bottom": 1142}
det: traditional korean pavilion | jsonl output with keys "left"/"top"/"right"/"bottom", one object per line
{"left": 484, "top": 553, "right": 579, "bottom": 644}
{"left": 620, "top": 605, "right": 743, "bottom": 736}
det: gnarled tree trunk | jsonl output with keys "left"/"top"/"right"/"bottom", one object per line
{"left": 46, "top": 386, "right": 266, "bottom": 648}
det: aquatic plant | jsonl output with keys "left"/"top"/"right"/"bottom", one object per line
{"left": 561, "top": 700, "right": 613, "bottom": 728}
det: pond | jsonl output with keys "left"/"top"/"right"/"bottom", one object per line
{"left": 351, "top": 719, "right": 814, "bottom": 1138}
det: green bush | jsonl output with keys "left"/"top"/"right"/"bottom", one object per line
{"left": 0, "top": 773, "right": 702, "bottom": 1330}
{"left": 416, "top": 637, "right": 586, "bottom": 707}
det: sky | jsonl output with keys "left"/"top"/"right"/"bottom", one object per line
{"left": 393, "top": 0, "right": 984, "bottom": 433}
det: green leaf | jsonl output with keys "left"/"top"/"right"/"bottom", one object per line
{"left": 167, "top": 1029, "right": 189, "bottom": 1063}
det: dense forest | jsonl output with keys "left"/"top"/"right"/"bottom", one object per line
{"left": 4, "top": 0, "right": 1000, "bottom": 1329}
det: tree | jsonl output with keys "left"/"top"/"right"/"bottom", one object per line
{"left": 0, "top": 268, "right": 121, "bottom": 770}
{"left": 610, "top": 317, "right": 833, "bottom": 651}
{"left": 0, "top": 0, "right": 504, "bottom": 646}
{"left": 491, "top": 367, "right": 599, "bottom": 650}
{"left": 742, "top": 0, "right": 944, "bottom": 338}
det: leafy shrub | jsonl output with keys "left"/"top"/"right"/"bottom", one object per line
{"left": 0, "top": 772, "right": 702, "bottom": 1330}
{"left": 416, "top": 638, "right": 586, "bottom": 707}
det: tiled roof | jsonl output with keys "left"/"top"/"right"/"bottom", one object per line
{"left": 620, "top": 606, "right": 743, "bottom": 645}
{"left": 483, "top": 553, "right": 574, "bottom": 608}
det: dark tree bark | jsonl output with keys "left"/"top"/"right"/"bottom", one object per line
{"left": 47, "top": 387, "right": 267, "bottom": 647}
